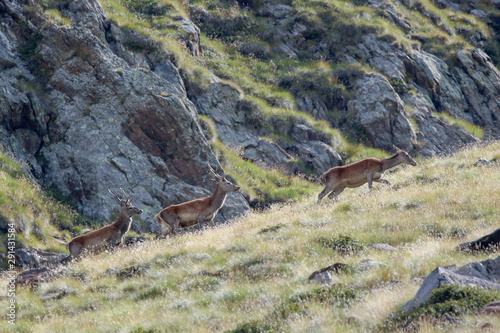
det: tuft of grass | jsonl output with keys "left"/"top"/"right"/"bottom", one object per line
{"left": 0, "top": 151, "right": 86, "bottom": 264}
{"left": 317, "top": 234, "right": 366, "bottom": 254}
{"left": 44, "top": 9, "right": 72, "bottom": 27}
{"left": 434, "top": 112, "right": 484, "bottom": 138}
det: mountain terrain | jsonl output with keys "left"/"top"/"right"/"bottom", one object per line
{"left": 1, "top": 0, "right": 500, "bottom": 331}
{"left": 0, "top": 0, "right": 499, "bottom": 233}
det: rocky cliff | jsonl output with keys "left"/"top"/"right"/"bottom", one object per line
{"left": 0, "top": 0, "right": 499, "bottom": 231}
{"left": 0, "top": 0, "right": 251, "bottom": 231}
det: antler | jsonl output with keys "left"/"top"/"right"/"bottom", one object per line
{"left": 108, "top": 188, "right": 123, "bottom": 203}
{"left": 207, "top": 163, "right": 223, "bottom": 181}
{"left": 108, "top": 188, "right": 131, "bottom": 205}
{"left": 120, "top": 188, "right": 133, "bottom": 204}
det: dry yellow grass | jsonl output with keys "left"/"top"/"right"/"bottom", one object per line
{"left": 2, "top": 142, "right": 500, "bottom": 332}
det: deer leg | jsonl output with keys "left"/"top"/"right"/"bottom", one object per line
{"left": 118, "top": 235, "right": 126, "bottom": 248}
{"left": 318, "top": 184, "right": 336, "bottom": 204}
{"left": 374, "top": 178, "right": 392, "bottom": 189}
{"left": 62, "top": 243, "right": 81, "bottom": 264}
{"left": 367, "top": 173, "right": 374, "bottom": 192}
{"left": 169, "top": 216, "right": 180, "bottom": 236}
{"left": 155, "top": 214, "right": 168, "bottom": 239}
{"left": 196, "top": 217, "right": 207, "bottom": 231}
{"left": 327, "top": 185, "right": 345, "bottom": 201}
{"left": 107, "top": 238, "right": 116, "bottom": 252}
{"left": 156, "top": 213, "right": 179, "bottom": 238}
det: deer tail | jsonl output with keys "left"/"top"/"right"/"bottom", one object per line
{"left": 52, "top": 235, "right": 69, "bottom": 249}
{"left": 320, "top": 172, "right": 327, "bottom": 184}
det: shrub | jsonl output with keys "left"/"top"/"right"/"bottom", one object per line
{"left": 317, "top": 234, "right": 366, "bottom": 254}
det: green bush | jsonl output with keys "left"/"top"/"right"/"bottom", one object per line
{"left": 317, "top": 234, "right": 366, "bottom": 254}
{"left": 390, "top": 284, "right": 500, "bottom": 329}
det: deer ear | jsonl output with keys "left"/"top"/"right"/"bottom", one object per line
{"left": 393, "top": 145, "right": 402, "bottom": 153}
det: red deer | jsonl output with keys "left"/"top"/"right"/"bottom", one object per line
{"left": 317, "top": 146, "right": 417, "bottom": 204}
{"left": 155, "top": 165, "right": 240, "bottom": 238}
{"left": 60, "top": 189, "right": 143, "bottom": 263}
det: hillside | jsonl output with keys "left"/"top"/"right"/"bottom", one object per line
{"left": 2, "top": 142, "right": 500, "bottom": 332}
{"left": 1, "top": 0, "right": 500, "bottom": 330}
{"left": 0, "top": 0, "right": 499, "bottom": 232}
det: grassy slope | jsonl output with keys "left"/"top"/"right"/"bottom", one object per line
{"left": 0, "top": 152, "right": 84, "bottom": 264}
{"left": 3, "top": 142, "right": 500, "bottom": 332}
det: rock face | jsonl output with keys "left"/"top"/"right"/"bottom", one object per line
{"left": 402, "top": 257, "right": 500, "bottom": 313}
{"left": 199, "top": 1, "right": 498, "bottom": 156}
{"left": 347, "top": 74, "right": 416, "bottom": 152}
{"left": 458, "top": 228, "right": 500, "bottom": 253}
{"left": 15, "top": 267, "right": 58, "bottom": 287}
{"left": 15, "top": 248, "right": 67, "bottom": 269}
{"left": 192, "top": 79, "right": 343, "bottom": 175}
{"left": 0, "top": 0, "right": 249, "bottom": 231}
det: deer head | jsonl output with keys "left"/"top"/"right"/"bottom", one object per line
{"left": 108, "top": 188, "right": 143, "bottom": 216}
{"left": 208, "top": 164, "right": 240, "bottom": 193}
{"left": 393, "top": 146, "right": 418, "bottom": 166}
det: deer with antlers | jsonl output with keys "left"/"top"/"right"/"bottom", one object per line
{"left": 317, "top": 146, "right": 417, "bottom": 204}
{"left": 60, "top": 188, "right": 143, "bottom": 263}
{"left": 155, "top": 164, "right": 240, "bottom": 238}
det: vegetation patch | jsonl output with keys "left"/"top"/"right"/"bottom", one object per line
{"left": 258, "top": 223, "right": 286, "bottom": 234}
{"left": 434, "top": 112, "right": 484, "bottom": 139}
{"left": 229, "top": 285, "right": 362, "bottom": 332}
{"left": 388, "top": 284, "right": 500, "bottom": 329}
{"left": 0, "top": 151, "right": 81, "bottom": 267}
{"left": 316, "top": 234, "right": 366, "bottom": 254}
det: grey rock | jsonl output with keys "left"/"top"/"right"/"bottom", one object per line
{"left": 15, "top": 267, "right": 58, "bottom": 287}
{"left": 402, "top": 257, "right": 500, "bottom": 313}
{"left": 458, "top": 228, "right": 500, "bottom": 252}
{"left": 358, "top": 259, "right": 388, "bottom": 271}
{"left": 40, "top": 292, "right": 62, "bottom": 300}
{"left": 15, "top": 248, "right": 67, "bottom": 269}
{"left": 470, "top": 9, "right": 488, "bottom": 19}
{"left": 369, "top": 243, "right": 397, "bottom": 251}
{"left": 104, "top": 268, "right": 118, "bottom": 275}
{"left": 308, "top": 263, "right": 350, "bottom": 283}
{"left": 475, "top": 158, "right": 492, "bottom": 167}
{"left": 194, "top": 77, "right": 343, "bottom": 176}
{"left": 347, "top": 74, "right": 416, "bottom": 152}
{"left": 258, "top": 3, "right": 294, "bottom": 19}
{"left": 309, "top": 270, "right": 335, "bottom": 284}
{"left": 286, "top": 141, "right": 343, "bottom": 175}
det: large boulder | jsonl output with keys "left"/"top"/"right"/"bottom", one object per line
{"left": 458, "top": 228, "right": 500, "bottom": 253}
{"left": 347, "top": 74, "right": 416, "bottom": 152}
{"left": 402, "top": 257, "right": 500, "bottom": 313}
{"left": 192, "top": 79, "right": 343, "bottom": 175}
{"left": 15, "top": 248, "right": 67, "bottom": 269}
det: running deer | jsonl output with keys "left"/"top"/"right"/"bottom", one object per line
{"left": 317, "top": 146, "right": 417, "bottom": 204}
{"left": 155, "top": 165, "right": 240, "bottom": 238}
{"left": 60, "top": 189, "right": 143, "bottom": 263}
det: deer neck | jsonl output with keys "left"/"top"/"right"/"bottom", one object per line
{"left": 210, "top": 183, "right": 228, "bottom": 211}
{"left": 381, "top": 154, "right": 403, "bottom": 172}
{"left": 113, "top": 211, "right": 133, "bottom": 234}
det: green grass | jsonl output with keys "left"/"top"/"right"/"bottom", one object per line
{"left": 3, "top": 142, "right": 500, "bottom": 332}
{"left": 0, "top": 151, "right": 83, "bottom": 264}
{"left": 390, "top": 284, "right": 500, "bottom": 330}
{"left": 434, "top": 112, "right": 484, "bottom": 138}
